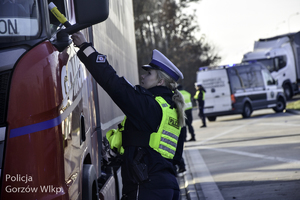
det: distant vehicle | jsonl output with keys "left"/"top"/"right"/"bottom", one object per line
{"left": 242, "top": 31, "right": 300, "bottom": 99}
{"left": 195, "top": 63, "right": 286, "bottom": 121}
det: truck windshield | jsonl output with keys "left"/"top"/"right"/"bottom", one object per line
{"left": 0, "top": 0, "right": 39, "bottom": 44}
{"left": 256, "top": 59, "right": 274, "bottom": 72}
{"left": 255, "top": 56, "right": 287, "bottom": 73}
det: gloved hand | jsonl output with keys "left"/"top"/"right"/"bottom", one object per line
{"left": 71, "top": 31, "right": 87, "bottom": 47}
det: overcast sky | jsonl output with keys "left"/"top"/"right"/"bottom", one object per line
{"left": 194, "top": 0, "right": 300, "bottom": 65}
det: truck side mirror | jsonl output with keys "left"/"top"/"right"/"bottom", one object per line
{"left": 64, "top": 0, "right": 109, "bottom": 34}
{"left": 53, "top": 0, "right": 109, "bottom": 51}
{"left": 74, "top": 0, "right": 109, "bottom": 27}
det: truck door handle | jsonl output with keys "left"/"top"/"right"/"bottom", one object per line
{"left": 215, "top": 95, "right": 220, "bottom": 98}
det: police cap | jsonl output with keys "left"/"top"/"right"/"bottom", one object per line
{"left": 142, "top": 49, "right": 183, "bottom": 82}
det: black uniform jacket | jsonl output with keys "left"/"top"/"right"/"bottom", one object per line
{"left": 196, "top": 88, "right": 206, "bottom": 107}
{"left": 77, "top": 44, "right": 182, "bottom": 194}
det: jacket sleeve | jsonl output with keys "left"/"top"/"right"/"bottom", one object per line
{"left": 77, "top": 44, "right": 161, "bottom": 131}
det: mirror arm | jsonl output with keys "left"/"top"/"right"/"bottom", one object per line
{"left": 52, "top": 30, "right": 71, "bottom": 52}
{"left": 63, "top": 23, "right": 91, "bottom": 34}
{"left": 52, "top": 23, "right": 91, "bottom": 52}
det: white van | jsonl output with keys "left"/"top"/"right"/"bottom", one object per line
{"left": 196, "top": 63, "right": 286, "bottom": 121}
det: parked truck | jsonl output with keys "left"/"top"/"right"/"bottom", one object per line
{"left": 0, "top": 0, "right": 138, "bottom": 199}
{"left": 195, "top": 63, "right": 286, "bottom": 121}
{"left": 242, "top": 31, "right": 300, "bottom": 99}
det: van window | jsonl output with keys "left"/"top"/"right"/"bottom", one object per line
{"left": 262, "top": 69, "right": 276, "bottom": 85}
{"left": 228, "top": 65, "right": 264, "bottom": 93}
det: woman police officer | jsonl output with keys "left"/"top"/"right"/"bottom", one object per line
{"left": 71, "top": 32, "right": 185, "bottom": 200}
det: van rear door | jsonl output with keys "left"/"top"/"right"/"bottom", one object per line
{"left": 197, "top": 69, "right": 232, "bottom": 114}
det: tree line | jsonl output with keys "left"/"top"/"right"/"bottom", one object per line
{"left": 133, "top": 0, "right": 221, "bottom": 95}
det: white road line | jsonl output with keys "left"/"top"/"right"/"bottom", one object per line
{"left": 207, "top": 148, "right": 300, "bottom": 164}
{"left": 258, "top": 123, "right": 300, "bottom": 127}
{"left": 188, "top": 149, "right": 225, "bottom": 200}
{"left": 196, "top": 115, "right": 270, "bottom": 145}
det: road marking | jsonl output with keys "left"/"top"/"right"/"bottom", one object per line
{"left": 258, "top": 123, "right": 300, "bottom": 127}
{"left": 187, "top": 149, "right": 225, "bottom": 200}
{"left": 195, "top": 115, "right": 270, "bottom": 145}
{"left": 207, "top": 148, "right": 300, "bottom": 164}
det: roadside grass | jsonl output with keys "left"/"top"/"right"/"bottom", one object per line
{"left": 286, "top": 100, "right": 300, "bottom": 110}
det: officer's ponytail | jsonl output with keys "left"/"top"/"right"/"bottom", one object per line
{"left": 156, "top": 70, "right": 186, "bottom": 127}
{"left": 172, "top": 87, "right": 186, "bottom": 127}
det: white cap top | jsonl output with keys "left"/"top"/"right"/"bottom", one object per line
{"left": 142, "top": 49, "right": 183, "bottom": 82}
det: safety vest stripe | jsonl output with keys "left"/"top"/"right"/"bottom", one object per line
{"left": 185, "top": 102, "right": 192, "bottom": 110}
{"left": 162, "top": 130, "right": 178, "bottom": 141}
{"left": 161, "top": 137, "right": 177, "bottom": 148}
{"left": 159, "top": 144, "right": 176, "bottom": 155}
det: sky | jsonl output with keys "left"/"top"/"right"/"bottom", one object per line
{"left": 193, "top": 0, "right": 300, "bottom": 65}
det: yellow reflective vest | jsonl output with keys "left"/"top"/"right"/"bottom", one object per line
{"left": 179, "top": 90, "right": 192, "bottom": 110}
{"left": 194, "top": 90, "right": 205, "bottom": 101}
{"left": 106, "top": 96, "right": 181, "bottom": 159}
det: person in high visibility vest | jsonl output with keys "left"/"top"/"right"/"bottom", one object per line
{"left": 194, "top": 84, "right": 207, "bottom": 128}
{"left": 72, "top": 32, "right": 186, "bottom": 200}
{"left": 177, "top": 85, "right": 195, "bottom": 141}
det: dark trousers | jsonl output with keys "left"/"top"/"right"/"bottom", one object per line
{"left": 185, "top": 109, "right": 195, "bottom": 139}
{"left": 198, "top": 101, "right": 206, "bottom": 126}
{"left": 124, "top": 188, "right": 180, "bottom": 200}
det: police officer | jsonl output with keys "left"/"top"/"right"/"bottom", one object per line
{"left": 178, "top": 85, "right": 195, "bottom": 141}
{"left": 71, "top": 32, "right": 186, "bottom": 200}
{"left": 194, "top": 84, "right": 207, "bottom": 128}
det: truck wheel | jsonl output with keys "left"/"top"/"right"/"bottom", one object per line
{"left": 273, "top": 97, "right": 286, "bottom": 113}
{"left": 283, "top": 84, "right": 292, "bottom": 100}
{"left": 207, "top": 116, "right": 217, "bottom": 121}
{"left": 242, "top": 103, "right": 252, "bottom": 118}
{"left": 82, "top": 164, "right": 98, "bottom": 200}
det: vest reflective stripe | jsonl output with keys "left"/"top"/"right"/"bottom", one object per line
{"left": 162, "top": 130, "right": 178, "bottom": 141}
{"left": 159, "top": 144, "right": 175, "bottom": 155}
{"left": 149, "top": 96, "right": 181, "bottom": 159}
{"left": 161, "top": 138, "right": 176, "bottom": 147}
{"left": 180, "top": 90, "right": 192, "bottom": 110}
{"left": 161, "top": 131, "right": 178, "bottom": 147}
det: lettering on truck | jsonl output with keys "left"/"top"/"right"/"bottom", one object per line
{"left": 0, "top": 18, "right": 39, "bottom": 36}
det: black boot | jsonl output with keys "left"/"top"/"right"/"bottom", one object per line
{"left": 187, "top": 138, "right": 196, "bottom": 141}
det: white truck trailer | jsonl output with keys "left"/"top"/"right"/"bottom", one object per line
{"left": 242, "top": 31, "right": 300, "bottom": 99}
{"left": 196, "top": 63, "right": 286, "bottom": 121}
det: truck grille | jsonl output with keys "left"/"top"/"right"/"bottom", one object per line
{"left": 0, "top": 71, "right": 11, "bottom": 125}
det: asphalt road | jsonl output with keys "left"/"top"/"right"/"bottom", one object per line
{"left": 178, "top": 107, "right": 300, "bottom": 200}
